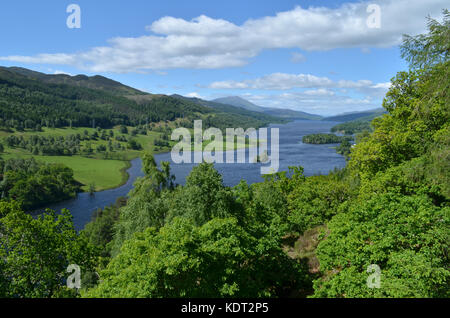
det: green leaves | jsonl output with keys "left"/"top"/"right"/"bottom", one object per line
{"left": 166, "top": 162, "right": 236, "bottom": 227}
{"left": 0, "top": 158, "right": 80, "bottom": 210}
{"left": 85, "top": 217, "right": 305, "bottom": 298}
{"left": 313, "top": 193, "right": 449, "bottom": 298}
{"left": 287, "top": 175, "right": 350, "bottom": 234}
{"left": 0, "top": 201, "right": 98, "bottom": 298}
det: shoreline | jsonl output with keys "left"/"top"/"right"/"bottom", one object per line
{"left": 84, "top": 149, "right": 168, "bottom": 194}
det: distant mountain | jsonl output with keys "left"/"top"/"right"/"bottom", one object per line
{"left": 323, "top": 108, "right": 386, "bottom": 123}
{"left": 171, "top": 94, "right": 284, "bottom": 124}
{"left": 212, "top": 96, "right": 322, "bottom": 120}
{"left": 263, "top": 108, "right": 322, "bottom": 120}
{"left": 212, "top": 96, "right": 265, "bottom": 112}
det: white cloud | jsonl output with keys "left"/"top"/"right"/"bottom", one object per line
{"left": 0, "top": 0, "right": 446, "bottom": 72}
{"left": 371, "top": 82, "right": 391, "bottom": 89}
{"left": 303, "top": 88, "right": 335, "bottom": 96}
{"left": 208, "top": 72, "right": 391, "bottom": 98}
{"left": 245, "top": 92, "right": 377, "bottom": 116}
{"left": 186, "top": 92, "right": 204, "bottom": 99}
{"left": 53, "top": 70, "right": 73, "bottom": 76}
{"left": 209, "top": 73, "right": 334, "bottom": 90}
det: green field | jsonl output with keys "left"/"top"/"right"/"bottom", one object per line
{"left": 0, "top": 126, "right": 171, "bottom": 191}
{"left": 2, "top": 152, "right": 129, "bottom": 192}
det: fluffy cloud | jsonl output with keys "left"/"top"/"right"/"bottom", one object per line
{"left": 303, "top": 88, "right": 335, "bottom": 96}
{"left": 208, "top": 72, "right": 391, "bottom": 97}
{"left": 186, "top": 92, "right": 204, "bottom": 99}
{"left": 209, "top": 73, "right": 334, "bottom": 90}
{"left": 53, "top": 70, "right": 74, "bottom": 76}
{"left": 0, "top": 0, "right": 446, "bottom": 72}
{"left": 244, "top": 92, "right": 377, "bottom": 116}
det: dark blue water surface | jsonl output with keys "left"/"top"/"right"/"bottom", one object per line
{"left": 36, "top": 120, "right": 346, "bottom": 230}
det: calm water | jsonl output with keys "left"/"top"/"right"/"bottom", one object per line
{"left": 35, "top": 120, "right": 346, "bottom": 230}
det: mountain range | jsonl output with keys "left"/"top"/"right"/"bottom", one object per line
{"left": 212, "top": 96, "right": 323, "bottom": 120}
{"left": 0, "top": 66, "right": 279, "bottom": 130}
{"left": 322, "top": 108, "right": 387, "bottom": 122}
{"left": 0, "top": 66, "right": 385, "bottom": 129}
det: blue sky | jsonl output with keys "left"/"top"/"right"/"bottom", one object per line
{"left": 0, "top": 0, "right": 446, "bottom": 115}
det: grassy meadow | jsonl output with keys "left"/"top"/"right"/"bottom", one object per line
{"left": 0, "top": 126, "right": 171, "bottom": 191}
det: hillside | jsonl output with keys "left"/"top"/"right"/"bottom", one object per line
{"left": 1, "top": 66, "right": 144, "bottom": 96}
{"left": 323, "top": 108, "right": 386, "bottom": 122}
{"left": 263, "top": 108, "right": 322, "bottom": 120}
{"left": 212, "top": 96, "right": 265, "bottom": 112}
{"left": 0, "top": 67, "right": 275, "bottom": 131}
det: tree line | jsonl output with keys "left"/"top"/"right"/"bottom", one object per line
{"left": 0, "top": 158, "right": 80, "bottom": 210}
{"left": 302, "top": 133, "right": 353, "bottom": 144}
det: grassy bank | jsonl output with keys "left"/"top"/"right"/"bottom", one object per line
{"left": 2, "top": 152, "right": 129, "bottom": 192}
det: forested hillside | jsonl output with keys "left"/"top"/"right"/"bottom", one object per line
{"left": 323, "top": 108, "right": 386, "bottom": 123}
{"left": 331, "top": 119, "right": 373, "bottom": 135}
{"left": 0, "top": 12, "right": 448, "bottom": 298}
{"left": 0, "top": 67, "right": 279, "bottom": 131}
{"left": 1, "top": 66, "right": 145, "bottom": 96}
{"left": 302, "top": 133, "right": 353, "bottom": 144}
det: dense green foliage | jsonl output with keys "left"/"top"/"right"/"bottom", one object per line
{"left": 0, "top": 201, "right": 98, "bottom": 297}
{"left": 331, "top": 120, "right": 373, "bottom": 135}
{"left": 83, "top": 157, "right": 310, "bottom": 297}
{"left": 0, "top": 158, "right": 80, "bottom": 209}
{"left": 82, "top": 197, "right": 127, "bottom": 258}
{"left": 287, "top": 174, "right": 351, "bottom": 234}
{"left": 335, "top": 139, "right": 353, "bottom": 157}
{"left": 323, "top": 108, "right": 386, "bottom": 122}
{"left": 85, "top": 217, "right": 307, "bottom": 298}
{"left": 313, "top": 193, "right": 449, "bottom": 297}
